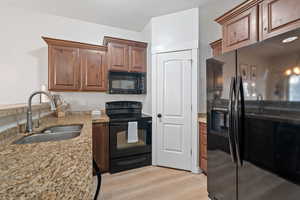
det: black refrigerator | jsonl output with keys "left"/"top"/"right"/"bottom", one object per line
{"left": 207, "top": 27, "right": 300, "bottom": 200}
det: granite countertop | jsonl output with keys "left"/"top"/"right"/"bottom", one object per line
{"left": 0, "top": 113, "right": 93, "bottom": 200}
{"left": 92, "top": 114, "right": 109, "bottom": 123}
{"left": 198, "top": 113, "right": 207, "bottom": 124}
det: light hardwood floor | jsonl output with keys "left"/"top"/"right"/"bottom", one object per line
{"left": 98, "top": 166, "right": 208, "bottom": 200}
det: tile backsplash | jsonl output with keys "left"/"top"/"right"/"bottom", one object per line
{"left": 0, "top": 103, "right": 52, "bottom": 143}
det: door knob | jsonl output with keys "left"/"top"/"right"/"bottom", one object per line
{"left": 157, "top": 114, "right": 162, "bottom": 118}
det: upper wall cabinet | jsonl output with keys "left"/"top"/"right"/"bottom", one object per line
{"left": 209, "top": 39, "right": 223, "bottom": 57}
{"left": 213, "top": 0, "right": 300, "bottom": 54}
{"left": 215, "top": 1, "right": 260, "bottom": 53}
{"left": 260, "top": 0, "right": 300, "bottom": 40}
{"left": 80, "top": 49, "right": 107, "bottom": 91}
{"left": 43, "top": 37, "right": 107, "bottom": 92}
{"left": 129, "top": 46, "right": 147, "bottom": 72}
{"left": 107, "top": 42, "right": 129, "bottom": 72}
{"left": 49, "top": 46, "right": 80, "bottom": 91}
{"left": 104, "top": 37, "right": 147, "bottom": 73}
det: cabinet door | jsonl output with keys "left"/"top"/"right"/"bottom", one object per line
{"left": 260, "top": 0, "right": 300, "bottom": 40}
{"left": 80, "top": 49, "right": 107, "bottom": 91}
{"left": 49, "top": 46, "right": 80, "bottom": 91}
{"left": 222, "top": 6, "right": 258, "bottom": 53}
{"left": 92, "top": 123, "right": 109, "bottom": 173}
{"left": 129, "top": 46, "right": 147, "bottom": 72}
{"left": 107, "top": 43, "right": 129, "bottom": 72}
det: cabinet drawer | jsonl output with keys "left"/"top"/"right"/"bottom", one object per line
{"left": 201, "top": 144, "right": 207, "bottom": 159}
{"left": 222, "top": 5, "right": 258, "bottom": 52}
{"left": 260, "top": 0, "right": 300, "bottom": 40}
{"left": 201, "top": 158, "right": 207, "bottom": 173}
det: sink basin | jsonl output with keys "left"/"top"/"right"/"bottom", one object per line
{"left": 13, "top": 124, "right": 83, "bottom": 145}
{"left": 41, "top": 124, "right": 83, "bottom": 134}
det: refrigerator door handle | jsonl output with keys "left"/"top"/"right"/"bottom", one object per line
{"left": 234, "top": 76, "right": 245, "bottom": 167}
{"left": 228, "top": 77, "right": 237, "bottom": 164}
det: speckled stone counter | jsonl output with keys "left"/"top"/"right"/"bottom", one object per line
{"left": 91, "top": 114, "right": 109, "bottom": 123}
{"left": 0, "top": 113, "right": 93, "bottom": 200}
{"left": 198, "top": 113, "right": 207, "bottom": 124}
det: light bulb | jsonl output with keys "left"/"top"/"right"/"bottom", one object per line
{"left": 293, "top": 67, "right": 300, "bottom": 74}
{"left": 285, "top": 69, "right": 292, "bottom": 76}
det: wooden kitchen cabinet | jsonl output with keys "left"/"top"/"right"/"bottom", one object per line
{"left": 80, "top": 49, "right": 107, "bottom": 91}
{"left": 129, "top": 46, "right": 147, "bottom": 72}
{"left": 104, "top": 36, "right": 147, "bottom": 73}
{"left": 44, "top": 36, "right": 147, "bottom": 92}
{"left": 216, "top": 2, "right": 259, "bottom": 53}
{"left": 210, "top": 39, "right": 223, "bottom": 57}
{"left": 107, "top": 42, "right": 129, "bottom": 72}
{"left": 93, "top": 123, "right": 109, "bottom": 173}
{"left": 48, "top": 46, "right": 80, "bottom": 91}
{"left": 199, "top": 122, "right": 207, "bottom": 174}
{"left": 43, "top": 37, "right": 108, "bottom": 92}
{"left": 214, "top": 0, "right": 300, "bottom": 53}
{"left": 260, "top": 0, "right": 300, "bottom": 40}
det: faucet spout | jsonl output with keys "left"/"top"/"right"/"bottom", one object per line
{"left": 256, "top": 94, "right": 264, "bottom": 113}
{"left": 26, "top": 91, "right": 57, "bottom": 133}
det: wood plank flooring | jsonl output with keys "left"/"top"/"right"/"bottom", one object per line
{"left": 98, "top": 166, "right": 208, "bottom": 200}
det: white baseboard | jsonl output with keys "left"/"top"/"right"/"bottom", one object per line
{"left": 191, "top": 166, "right": 203, "bottom": 174}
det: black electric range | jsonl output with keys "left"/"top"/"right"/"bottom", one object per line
{"left": 106, "top": 101, "right": 152, "bottom": 173}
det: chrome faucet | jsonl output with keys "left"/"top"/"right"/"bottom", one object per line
{"left": 257, "top": 94, "right": 264, "bottom": 113}
{"left": 257, "top": 94, "right": 263, "bottom": 101}
{"left": 26, "top": 91, "right": 57, "bottom": 133}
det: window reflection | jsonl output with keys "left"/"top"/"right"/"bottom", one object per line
{"left": 289, "top": 75, "right": 300, "bottom": 101}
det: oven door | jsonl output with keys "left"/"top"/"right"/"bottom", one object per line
{"left": 109, "top": 120, "right": 152, "bottom": 159}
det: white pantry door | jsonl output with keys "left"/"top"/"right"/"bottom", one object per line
{"left": 156, "top": 50, "right": 192, "bottom": 171}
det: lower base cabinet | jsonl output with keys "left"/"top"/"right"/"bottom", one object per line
{"left": 199, "top": 122, "right": 207, "bottom": 174}
{"left": 93, "top": 123, "right": 109, "bottom": 173}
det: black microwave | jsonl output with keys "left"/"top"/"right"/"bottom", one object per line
{"left": 108, "top": 71, "right": 146, "bottom": 94}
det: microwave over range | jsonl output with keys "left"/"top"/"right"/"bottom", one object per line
{"left": 108, "top": 71, "right": 146, "bottom": 94}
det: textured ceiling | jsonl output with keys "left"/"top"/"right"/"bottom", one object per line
{"left": 3, "top": 0, "right": 211, "bottom": 31}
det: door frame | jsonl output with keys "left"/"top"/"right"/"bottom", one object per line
{"left": 152, "top": 47, "right": 200, "bottom": 173}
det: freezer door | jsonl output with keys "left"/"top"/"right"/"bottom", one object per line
{"left": 237, "top": 28, "right": 300, "bottom": 200}
{"left": 207, "top": 51, "right": 237, "bottom": 200}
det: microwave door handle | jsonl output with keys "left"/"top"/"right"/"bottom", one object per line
{"left": 228, "top": 77, "right": 237, "bottom": 164}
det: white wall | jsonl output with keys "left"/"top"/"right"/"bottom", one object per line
{"left": 151, "top": 8, "right": 199, "bottom": 53}
{"left": 0, "top": 5, "right": 152, "bottom": 112}
{"left": 198, "top": 0, "right": 245, "bottom": 113}
{"left": 150, "top": 8, "right": 200, "bottom": 173}
{"left": 141, "top": 21, "right": 152, "bottom": 114}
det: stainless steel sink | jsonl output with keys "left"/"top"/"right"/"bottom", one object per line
{"left": 41, "top": 125, "right": 83, "bottom": 134}
{"left": 13, "top": 124, "right": 83, "bottom": 145}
